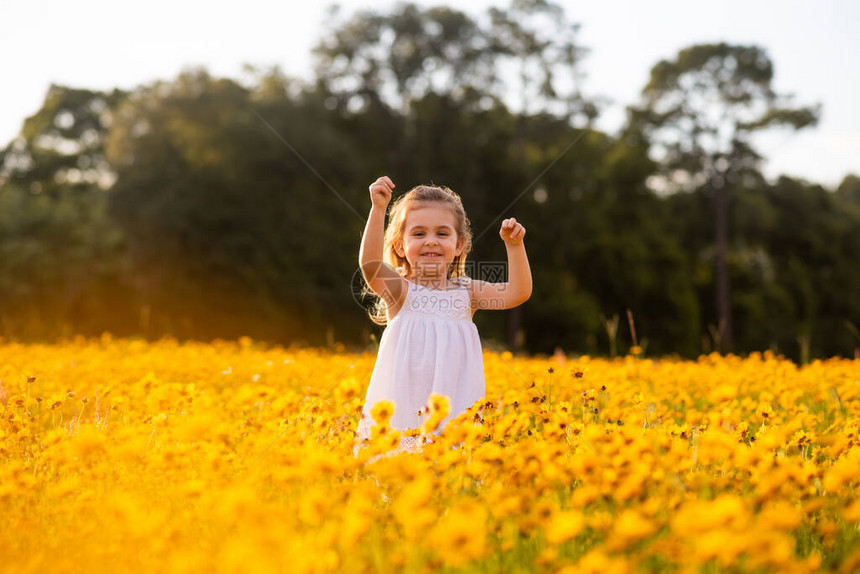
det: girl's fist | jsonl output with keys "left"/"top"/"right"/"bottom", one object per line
{"left": 369, "top": 176, "right": 395, "bottom": 208}
{"left": 500, "top": 217, "right": 526, "bottom": 246}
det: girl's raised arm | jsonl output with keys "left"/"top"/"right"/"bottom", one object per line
{"left": 470, "top": 218, "right": 532, "bottom": 311}
{"left": 359, "top": 176, "right": 406, "bottom": 308}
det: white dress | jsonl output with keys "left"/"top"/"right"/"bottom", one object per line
{"left": 356, "top": 276, "right": 485, "bottom": 450}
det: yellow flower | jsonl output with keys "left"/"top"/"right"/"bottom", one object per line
{"left": 571, "top": 484, "right": 601, "bottom": 507}
{"left": 607, "top": 509, "right": 656, "bottom": 551}
{"left": 746, "top": 530, "right": 795, "bottom": 569}
{"left": 822, "top": 450, "right": 860, "bottom": 491}
{"left": 708, "top": 383, "right": 737, "bottom": 403}
{"left": 339, "top": 495, "right": 373, "bottom": 550}
{"left": 572, "top": 550, "right": 631, "bottom": 574}
{"left": 757, "top": 500, "right": 801, "bottom": 530}
{"left": 66, "top": 425, "right": 106, "bottom": 459}
{"left": 693, "top": 528, "right": 748, "bottom": 564}
{"left": 392, "top": 475, "right": 437, "bottom": 539}
{"left": 529, "top": 498, "right": 557, "bottom": 528}
{"left": 428, "top": 392, "right": 450, "bottom": 415}
{"left": 545, "top": 510, "right": 584, "bottom": 544}
{"left": 429, "top": 502, "right": 487, "bottom": 567}
{"left": 4, "top": 338, "right": 859, "bottom": 572}
{"left": 843, "top": 498, "right": 860, "bottom": 523}
{"left": 370, "top": 399, "right": 395, "bottom": 425}
{"left": 421, "top": 393, "right": 451, "bottom": 434}
{"left": 758, "top": 402, "right": 774, "bottom": 420}
{"left": 671, "top": 495, "right": 749, "bottom": 534}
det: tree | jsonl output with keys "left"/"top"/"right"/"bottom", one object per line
{"left": 106, "top": 69, "right": 369, "bottom": 343}
{"left": 485, "top": 0, "right": 596, "bottom": 352}
{"left": 314, "top": 0, "right": 596, "bottom": 119}
{"left": 627, "top": 43, "right": 819, "bottom": 351}
{"left": 314, "top": 0, "right": 597, "bottom": 351}
{"left": 0, "top": 86, "right": 129, "bottom": 339}
{"left": 836, "top": 174, "right": 860, "bottom": 207}
{"left": 486, "top": 0, "right": 596, "bottom": 121}
{"left": 313, "top": 3, "right": 495, "bottom": 115}
{"left": 764, "top": 177, "right": 860, "bottom": 358}
{"left": 0, "top": 85, "right": 125, "bottom": 194}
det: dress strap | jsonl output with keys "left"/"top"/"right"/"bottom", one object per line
{"left": 451, "top": 275, "right": 472, "bottom": 286}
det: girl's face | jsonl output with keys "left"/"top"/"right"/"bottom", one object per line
{"left": 395, "top": 204, "right": 463, "bottom": 277}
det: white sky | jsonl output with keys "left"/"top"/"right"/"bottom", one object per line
{"left": 1, "top": 0, "right": 858, "bottom": 187}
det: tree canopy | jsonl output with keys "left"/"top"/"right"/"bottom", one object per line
{"left": 0, "top": 2, "right": 856, "bottom": 360}
{"left": 626, "top": 42, "right": 820, "bottom": 351}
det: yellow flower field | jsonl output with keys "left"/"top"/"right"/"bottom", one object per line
{"left": 1, "top": 336, "right": 858, "bottom": 573}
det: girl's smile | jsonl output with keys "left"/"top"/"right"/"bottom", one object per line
{"left": 396, "top": 205, "right": 464, "bottom": 277}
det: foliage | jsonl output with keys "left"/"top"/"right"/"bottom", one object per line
{"left": 626, "top": 42, "right": 821, "bottom": 353}
{"left": 0, "top": 4, "right": 857, "bottom": 359}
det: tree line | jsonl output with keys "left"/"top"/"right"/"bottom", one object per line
{"left": 1, "top": 1, "right": 858, "bottom": 360}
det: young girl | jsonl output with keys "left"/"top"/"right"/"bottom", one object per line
{"left": 356, "top": 176, "right": 532, "bottom": 452}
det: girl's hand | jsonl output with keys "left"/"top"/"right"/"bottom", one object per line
{"left": 369, "top": 176, "right": 395, "bottom": 209}
{"left": 500, "top": 217, "right": 526, "bottom": 246}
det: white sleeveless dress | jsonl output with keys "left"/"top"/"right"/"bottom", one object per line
{"left": 356, "top": 276, "right": 485, "bottom": 450}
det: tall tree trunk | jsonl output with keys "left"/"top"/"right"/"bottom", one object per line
{"left": 713, "top": 182, "right": 732, "bottom": 352}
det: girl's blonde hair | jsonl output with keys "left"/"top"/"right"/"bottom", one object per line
{"left": 365, "top": 184, "right": 473, "bottom": 325}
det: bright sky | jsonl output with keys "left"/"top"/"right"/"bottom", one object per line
{"left": 2, "top": 0, "right": 858, "bottom": 187}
